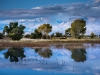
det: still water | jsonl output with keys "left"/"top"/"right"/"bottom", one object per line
{"left": 0, "top": 44, "right": 100, "bottom": 75}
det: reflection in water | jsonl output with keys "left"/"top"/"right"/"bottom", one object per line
{"left": 34, "top": 48, "right": 52, "bottom": 58}
{"left": 3, "top": 48, "right": 26, "bottom": 62}
{"left": 0, "top": 44, "right": 100, "bottom": 75}
{"left": 91, "top": 43, "right": 95, "bottom": 47}
{"left": 0, "top": 47, "right": 6, "bottom": 51}
{"left": 71, "top": 48, "right": 86, "bottom": 62}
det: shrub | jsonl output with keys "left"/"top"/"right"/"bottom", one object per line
{"left": 24, "top": 34, "right": 30, "bottom": 38}
{"left": 90, "top": 32, "right": 95, "bottom": 38}
{"left": 0, "top": 33, "right": 4, "bottom": 39}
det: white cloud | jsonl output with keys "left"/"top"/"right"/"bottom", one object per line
{"left": 32, "top": 7, "right": 42, "bottom": 9}
{"left": 0, "top": 0, "right": 100, "bottom": 20}
{"left": 18, "top": 19, "right": 26, "bottom": 22}
{"left": 0, "top": 0, "right": 100, "bottom": 34}
{"left": 94, "top": 0, "right": 100, "bottom": 3}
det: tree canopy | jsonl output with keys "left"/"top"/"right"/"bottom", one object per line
{"left": 3, "top": 22, "right": 25, "bottom": 40}
{"left": 70, "top": 19, "right": 86, "bottom": 38}
{"left": 55, "top": 32, "right": 62, "bottom": 38}
{"left": 38, "top": 24, "right": 52, "bottom": 38}
{"left": 30, "top": 28, "right": 42, "bottom": 39}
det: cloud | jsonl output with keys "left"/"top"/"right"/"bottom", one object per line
{"left": 0, "top": 0, "right": 100, "bottom": 34}
{"left": 0, "top": 0, "right": 100, "bottom": 20}
{"left": 94, "top": 0, "right": 100, "bottom": 3}
{"left": 32, "top": 7, "right": 42, "bottom": 9}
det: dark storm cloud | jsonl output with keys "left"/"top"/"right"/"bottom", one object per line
{"left": 0, "top": 0, "right": 100, "bottom": 20}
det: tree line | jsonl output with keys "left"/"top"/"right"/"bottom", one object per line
{"left": 0, "top": 19, "right": 99, "bottom": 40}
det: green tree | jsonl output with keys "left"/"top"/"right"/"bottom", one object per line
{"left": 3, "top": 47, "right": 26, "bottom": 62}
{"left": 51, "top": 33, "right": 55, "bottom": 38}
{"left": 24, "top": 34, "right": 31, "bottom": 38}
{"left": 65, "top": 28, "right": 71, "bottom": 37}
{"left": 0, "top": 33, "right": 4, "bottom": 39}
{"left": 30, "top": 29, "right": 42, "bottom": 39}
{"left": 70, "top": 19, "right": 86, "bottom": 38}
{"left": 30, "top": 33, "right": 36, "bottom": 39}
{"left": 90, "top": 32, "right": 95, "bottom": 38}
{"left": 38, "top": 24, "right": 52, "bottom": 38}
{"left": 3, "top": 22, "right": 25, "bottom": 40}
{"left": 55, "top": 32, "right": 62, "bottom": 38}
{"left": 71, "top": 48, "right": 86, "bottom": 62}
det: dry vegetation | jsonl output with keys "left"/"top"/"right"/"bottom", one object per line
{"left": 0, "top": 38, "right": 100, "bottom": 48}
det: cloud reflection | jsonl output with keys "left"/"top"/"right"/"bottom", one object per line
{"left": 0, "top": 45, "right": 100, "bottom": 74}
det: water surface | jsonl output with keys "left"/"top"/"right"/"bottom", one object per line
{"left": 0, "top": 44, "right": 100, "bottom": 75}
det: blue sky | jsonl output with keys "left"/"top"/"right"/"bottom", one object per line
{"left": 0, "top": 0, "right": 100, "bottom": 34}
{"left": 0, "top": 0, "right": 88, "bottom": 10}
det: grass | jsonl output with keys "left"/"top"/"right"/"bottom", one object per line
{"left": 0, "top": 38, "right": 100, "bottom": 48}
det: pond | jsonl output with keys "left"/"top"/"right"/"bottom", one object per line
{"left": 0, "top": 44, "right": 100, "bottom": 75}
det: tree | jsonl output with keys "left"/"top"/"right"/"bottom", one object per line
{"left": 55, "top": 32, "right": 62, "bottom": 38}
{"left": 90, "top": 32, "right": 95, "bottom": 38}
{"left": 3, "top": 22, "right": 25, "bottom": 40}
{"left": 24, "top": 34, "right": 31, "bottom": 38}
{"left": 30, "top": 29, "right": 42, "bottom": 39}
{"left": 70, "top": 19, "right": 86, "bottom": 38}
{"left": 65, "top": 28, "right": 71, "bottom": 37}
{"left": 30, "top": 33, "right": 36, "bottom": 39}
{"left": 51, "top": 33, "right": 55, "bottom": 38}
{"left": 38, "top": 24, "right": 52, "bottom": 38}
{"left": 0, "top": 33, "right": 4, "bottom": 39}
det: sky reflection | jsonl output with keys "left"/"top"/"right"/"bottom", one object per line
{"left": 0, "top": 44, "right": 100, "bottom": 75}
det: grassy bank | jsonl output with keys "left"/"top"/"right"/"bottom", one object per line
{"left": 0, "top": 38, "right": 100, "bottom": 48}
{"left": 19, "top": 38, "right": 100, "bottom": 42}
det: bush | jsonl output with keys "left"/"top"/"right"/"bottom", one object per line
{"left": 90, "top": 32, "right": 95, "bottom": 38}
{"left": 42, "top": 34, "right": 50, "bottom": 39}
{"left": 30, "top": 29, "right": 42, "bottom": 39}
{"left": 77, "top": 36, "right": 82, "bottom": 39}
{"left": 24, "top": 34, "right": 30, "bottom": 38}
{"left": 42, "top": 34, "right": 47, "bottom": 39}
{"left": 0, "top": 33, "right": 4, "bottom": 39}
{"left": 30, "top": 33, "right": 36, "bottom": 39}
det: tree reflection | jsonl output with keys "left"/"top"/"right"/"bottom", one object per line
{"left": 71, "top": 48, "right": 86, "bottom": 62}
{"left": 3, "top": 47, "right": 26, "bottom": 62}
{"left": 34, "top": 48, "right": 52, "bottom": 58}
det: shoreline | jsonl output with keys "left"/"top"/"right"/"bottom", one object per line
{"left": 0, "top": 39, "right": 100, "bottom": 48}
